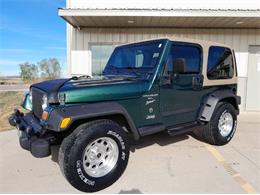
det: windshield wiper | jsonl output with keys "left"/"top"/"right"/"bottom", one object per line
{"left": 71, "top": 75, "right": 91, "bottom": 80}
{"left": 104, "top": 65, "right": 144, "bottom": 78}
{"left": 124, "top": 67, "right": 142, "bottom": 77}
{"left": 103, "top": 66, "right": 120, "bottom": 76}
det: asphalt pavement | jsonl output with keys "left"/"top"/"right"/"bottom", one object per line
{"left": 0, "top": 112, "right": 259, "bottom": 193}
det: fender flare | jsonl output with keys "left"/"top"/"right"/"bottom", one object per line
{"left": 47, "top": 102, "right": 140, "bottom": 140}
{"left": 198, "top": 90, "right": 241, "bottom": 122}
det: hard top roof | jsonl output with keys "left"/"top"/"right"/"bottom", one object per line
{"left": 117, "top": 37, "right": 232, "bottom": 49}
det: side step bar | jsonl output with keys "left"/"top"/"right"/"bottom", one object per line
{"left": 138, "top": 124, "right": 165, "bottom": 136}
{"left": 167, "top": 122, "right": 204, "bottom": 136}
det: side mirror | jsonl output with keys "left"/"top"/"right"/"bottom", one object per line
{"left": 173, "top": 58, "right": 186, "bottom": 74}
{"left": 161, "top": 58, "right": 187, "bottom": 86}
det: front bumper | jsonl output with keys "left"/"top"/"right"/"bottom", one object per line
{"left": 9, "top": 109, "right": 54, "bottom": 158}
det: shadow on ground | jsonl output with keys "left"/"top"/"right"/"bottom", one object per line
{"left": 130, "top": 131, "right": 192, "bottom": 152}
{"left": 50, "top": 132, "right": 193, "bottom": 163}
{"left": 118, "top": 188, "right": 143, "bottom": 194}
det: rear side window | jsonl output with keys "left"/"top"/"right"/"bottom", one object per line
{"left": 207, "top": 46, "right": 234, "bottom": 80}
{"left": 167, "top": 43, "right": 201, "bottom": 74}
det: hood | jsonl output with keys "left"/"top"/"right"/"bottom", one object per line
{"left": 31, "top": 76, "right": 150, "bottom": 104}
{"left": 31, "top": 78, "right": 69, "bottom": 103}
{"left": 31, "top": 78, "right": 68, "bottom": 92}
{"left": 60, "top": 76, "right": 149, "bottom": 103}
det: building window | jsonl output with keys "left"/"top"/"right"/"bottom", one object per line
{"left": 207, "top": 46, "right": 234, "bottom": 80}
{"left": 166, "top": 43, "right": 201, "bottom": 74}
{"left": 90, "top": 44, "right": 115, "bottom": 76}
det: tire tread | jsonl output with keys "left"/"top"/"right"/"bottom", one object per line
{"left": 194, "top": 102, "right": 237, "bottom": 146}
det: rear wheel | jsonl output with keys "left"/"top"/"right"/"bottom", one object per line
{"left": 195, "top": 102, "right": 237, "bottom": 145}
{"left": 58, "top": 119, "right": 130, "bottom": 192}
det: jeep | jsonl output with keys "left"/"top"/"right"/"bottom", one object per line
{"left": 9, "top": 38, "right": 240, "bottom": 192}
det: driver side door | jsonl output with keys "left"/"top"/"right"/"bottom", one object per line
{"left": 160, "top": 42, "right": 204, "bottom": 127}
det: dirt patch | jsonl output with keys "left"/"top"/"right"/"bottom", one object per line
{"left": 0, "top": 92, "right": 26, "bottom": 131}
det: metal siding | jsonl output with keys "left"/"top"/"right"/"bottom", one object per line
{"left": 69, "top": 27, "right": 260, "bottom": 110}
{"left": 246, "top": 46, "right": 260, "bottom": 111}
{"left": 70, "top": 27, "right": 260, "bottom": 74}
{"left": 256, "top": 29, "right": 260, "bottom": 44}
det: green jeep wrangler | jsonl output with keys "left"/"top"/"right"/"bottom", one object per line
{"left": 9, "top": 38, "right": 240, "bottom": 192}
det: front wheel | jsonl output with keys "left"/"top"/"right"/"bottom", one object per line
{"left": 58, "top": 120, "right": 130, "bottom": 192}
{"left": 195, "top": 102, "right": 238, "bottom": 145}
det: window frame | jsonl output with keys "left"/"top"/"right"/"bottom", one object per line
{"left": 105, "top": 39, "right": 167, "bottom": 73}
{"left": 207, "top": 46, "right": 235, "bottom": 80}
{"left": 232, "top": 49, "right": 238, "bottom": 77}
{"left": 163, "top": 41, "right": 203, "bottom": 76}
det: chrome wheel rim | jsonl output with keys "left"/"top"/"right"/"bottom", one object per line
{"left": 82, "top": 137, "right": 119, "bottom": 178}
{"left": 218, "top": 111, "right": 233, "bottom": 137}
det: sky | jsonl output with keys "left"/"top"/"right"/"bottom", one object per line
{"left": 0, "top": 0, "right": 67, "bottom": 76}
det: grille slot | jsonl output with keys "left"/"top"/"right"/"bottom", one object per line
{"left": 31, "top": 88, "right": 45, "bottom": 119}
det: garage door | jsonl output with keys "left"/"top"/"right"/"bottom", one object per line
{"left": 246, "top": 46, "right": 260, "bottom": 111}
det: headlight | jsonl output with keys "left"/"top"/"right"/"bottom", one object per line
{"left": 41, "top": 95, "right": 48, "bottom": 110}
{"left": 58, "top": 93, "right": 66, "bottom": 105}
{"left": 28, "top": 91, "right": 32, "bottom": 109}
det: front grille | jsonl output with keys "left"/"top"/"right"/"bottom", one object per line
{"left": 31, "top": 87, "right": 45, "bottom": 119}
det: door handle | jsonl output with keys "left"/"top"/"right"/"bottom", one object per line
{"left": 192, "top": 76, "right": 203, "bottom": 90}
{"left": 192, "top": 77, "right": 200, "bottom": 86}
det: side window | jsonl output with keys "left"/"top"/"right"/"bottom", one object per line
{"left": 207, "top": 46, "right": 234, "bottom": 80}
{"left": 166, "top": 44, "right": 201, "bottom": 74}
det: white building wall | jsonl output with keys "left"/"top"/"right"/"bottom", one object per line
{"left": 67, "top": 0, "right": 259, "bottom": 10}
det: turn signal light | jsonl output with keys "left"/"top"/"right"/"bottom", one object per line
{"left": 60, "top": 117, "right": 71, "bottom": 129}
{"left": 41, "top": 111, "right": 49, "bottom": 121}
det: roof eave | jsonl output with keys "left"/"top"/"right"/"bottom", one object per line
{"left": 58, "top": 8, "right": 260, "bottom": 18}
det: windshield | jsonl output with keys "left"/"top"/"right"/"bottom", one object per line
{"left": 103, "top": 40, "right": 166, "bottom": 77}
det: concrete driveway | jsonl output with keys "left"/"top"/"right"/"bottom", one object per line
{"left": 0, "top": 113, "right": 259, "bottom": 193}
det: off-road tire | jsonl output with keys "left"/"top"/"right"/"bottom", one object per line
{"left": 58, "top": 119, "right": 130, "bottom": 192}
{"left": 194, "top": 102, "right": 237, "bottom": 145}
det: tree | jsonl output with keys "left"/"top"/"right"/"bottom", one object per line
{"left": 38, "top": 58, "right": 61, "bottom": 79}
{"left": 19, "top": 62, "right": 38, "bottom": 82}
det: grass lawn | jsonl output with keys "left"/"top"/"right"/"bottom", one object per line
{"left": 0, "top": 78, "right": 24, "bottom": 85}
{"left": 0, "top": 92, "right": 26, "bottom": 132}
{"left": 0, "top": 77, "right": 45, "bottom": 85}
